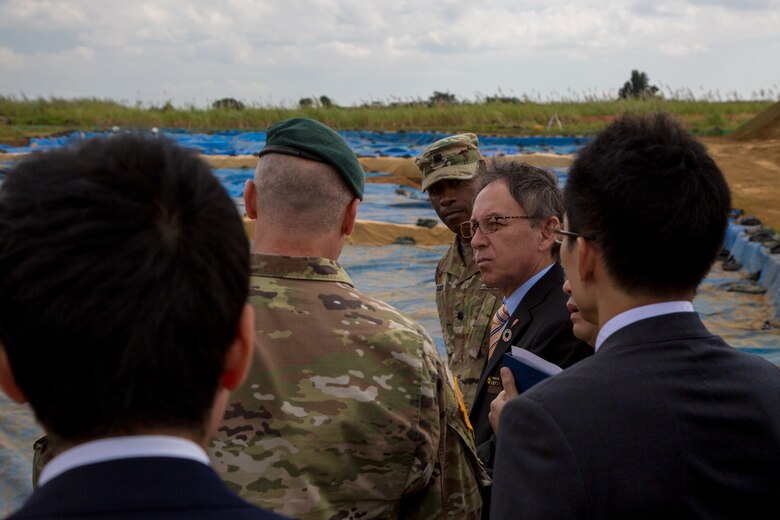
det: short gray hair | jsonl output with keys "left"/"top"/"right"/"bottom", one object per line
{"left": 254, "top": 153, "right": 354, "bottom": 234}
{"left": 475, "top": 160, "right": 563, "bottom": 255}
{"left": 475, "top": 160, "right": 564, "bottom": 223}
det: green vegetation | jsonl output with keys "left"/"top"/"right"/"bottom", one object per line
{"left": 0, "top": 94, "right": 775, "bottom": 145}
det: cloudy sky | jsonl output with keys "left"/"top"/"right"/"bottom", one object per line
{"left": 1, "top": 0, "right": 778, "bottom": 107}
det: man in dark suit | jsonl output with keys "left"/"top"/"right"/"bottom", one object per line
{"left": 491, "top": 113, "right": 780, "bottom": 519}
{"left": 464, "top": 161, "right": 592, "bottom": 514}
{"left": 0, "top": 135, "right": 286, "bottom": 519}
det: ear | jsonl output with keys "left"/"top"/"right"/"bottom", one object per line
{"left": 341, "top": 198, "right": 360, "bottom": 237}
{"left": 220, "top": 304, "right": 255, "bottom": 391}
{"left": 577, "top": 236, "right": 598, "bottom": 284}
{"left": 243, "top": 179, "right": 258, "bottom": 220}
{"left": 538, "top": 215, "right": 561, "bottom": 252}
{"left": 0, "top": 344, "right": 28, "bottom": 404}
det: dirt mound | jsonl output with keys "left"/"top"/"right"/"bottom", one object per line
{"left": 732, "top": 100, "right": 780, "bottom": 141}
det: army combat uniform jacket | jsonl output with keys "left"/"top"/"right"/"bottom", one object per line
{"left": 210, "top": 254, "right": 488, "bottom": 520}
{"left": 436, "top": 238, "right": 501, "bottom": 410}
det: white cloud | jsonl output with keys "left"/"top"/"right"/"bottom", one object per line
{"left": 321, "top": 41, "right": 371, "bottom": 58}
{"left": 0, "top": 0, "right": 778, "bottom": 105}
{"left": 0, "top": 0, "right": 90, "bottom": 29}
{"left": 0, "top": 46, "right": 24, "bottom": 68}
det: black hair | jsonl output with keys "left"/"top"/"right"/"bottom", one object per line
{"left": 565, "top": 112, "right": 731, "bottom": 297}
{"left": 0, "top": 134, "right": 250, "bottom": 442}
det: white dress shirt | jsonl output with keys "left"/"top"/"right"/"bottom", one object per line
{"left": 38, "top": 435, "right": 210, "bottom": 486}
{"left": 595, "top": 301, "right": 695, "bottom": 352}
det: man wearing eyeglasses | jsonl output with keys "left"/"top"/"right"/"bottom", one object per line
{"left": 466, "top": 160, "right": 592, "bottom": 514}
{"left": 415, "top": 134, "right": 502, "bottom": 410}
{"left": 491, "top": 113, "right": 780, "bottom": 519}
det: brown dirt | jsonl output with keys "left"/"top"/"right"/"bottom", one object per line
{"left": 702, "top": 136, "right": 780, "bottom": 229}
{"left": 732, "top": 101, "right": 780, "bottom": 141}
{"left": 713, "top": 102, "right": 780, "bottom": 229}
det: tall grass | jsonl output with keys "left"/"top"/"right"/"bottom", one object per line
{"left": 0, "top": 94, "right": 775, "bottom": 139}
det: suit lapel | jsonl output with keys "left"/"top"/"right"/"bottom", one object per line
{"left": 471, "top": 263, "right": 566, "bottom": 404}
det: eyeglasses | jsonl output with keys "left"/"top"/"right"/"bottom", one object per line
{"left": 552, "top": 227, "right": 595, "bottom": 241}
{"left": 460, "top": 216, "right": 537, "bottom": 239}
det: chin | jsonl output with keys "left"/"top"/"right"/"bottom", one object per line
{"left": 445, "top": 220, "right": 464, "bottom": 234}
{"left": 480, "top": 278, "right": 497, "bottom": 290}
{"left": 573, "top": 325, "right": 598, "bottom": 347}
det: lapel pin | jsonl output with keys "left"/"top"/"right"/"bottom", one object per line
{"left": 502, "top": 328, "right": 512, "bottom": 342}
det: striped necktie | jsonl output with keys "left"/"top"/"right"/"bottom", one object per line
{"left": 488, "top": 303, "right": 510, "bottom": 360}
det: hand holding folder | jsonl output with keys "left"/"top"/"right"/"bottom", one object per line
{"left": 489, "top": 348, "right": 563, "bottom": 433}
{"left": 502, "top": 346, "right": 563, "bottom": 393}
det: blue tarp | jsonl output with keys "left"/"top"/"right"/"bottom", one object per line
{"left": 213, "top": 168, "right": 569, "bottom": 212}
{"left": 724, "top": 223, "right": 780, "bottom": 323}
{"left": 0, "top": 130, "right": 591, "bottom": 157}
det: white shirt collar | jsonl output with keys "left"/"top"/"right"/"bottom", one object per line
{"left": 595, "top": 301, "right": 695, "bottom": 352}
{"left": 38, "top": 435, "right": 210, "bottom": 486}
{"left": 504, "top": 262, "right": 555, "bottom": 315}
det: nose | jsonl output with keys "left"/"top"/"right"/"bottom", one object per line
{"left": 470, "top": 226, "right": 488, "bottom": 249}
{"left": 438, "top": 185, "right": 456, "bottom": 206}
{"left": 562, "top": 278, "right": 572, "bottom": 295}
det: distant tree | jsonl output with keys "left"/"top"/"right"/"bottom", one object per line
{"left": 299, "top": 97, "right": 315, "bottom": 108}
{"left": 428, "top": 91, "right": 458, "bottom": 106}
{"left": 484, "top": 95, "right": 522, "bottom": 104}
{"left": 211, "top": 98, "right": 245, "bottom": 110}
{"left": 319, "top": 95, "right": 334, "bottom": 108}
{"left": 619, "top": 70, "right": 660, "bottom": 99}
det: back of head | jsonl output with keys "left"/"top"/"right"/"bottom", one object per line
{"left": 255, "top": 153, "right": 355, "bottom": 235}
{"left": 0, "top": 134, "right": 250, "bottom": 443}
{"left": 565, "top": 112, "right": 730, "bottom": 297}
{"left": 253, "top": 117, "right": 363, "bottom": 237}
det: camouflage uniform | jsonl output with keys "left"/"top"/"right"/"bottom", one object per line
{"left": 210, "top": 254, "right": 488, "bottom": 520}
{"left": 416, "top": 133, "right": 502, "bottom": 410}
{"left": 436, "top": 238, "right": 502, "bottom": 410}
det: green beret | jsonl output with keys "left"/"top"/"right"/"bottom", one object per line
{"left": 258, "top": 117, "right": 364, "bottom": 200}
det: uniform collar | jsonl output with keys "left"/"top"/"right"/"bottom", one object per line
{"left": 250, "top": 254, "right": 353, "bottom": 285}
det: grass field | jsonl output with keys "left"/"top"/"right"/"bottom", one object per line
{"left": 0, "top": 96, "right": 774, "bottom": 145}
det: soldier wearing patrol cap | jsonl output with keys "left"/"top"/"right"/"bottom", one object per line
{"left": 209, "top": 118, "right": 489, "bottom": 520}
{"left": 415, "top": 134, "right": 502, "bottom": 410}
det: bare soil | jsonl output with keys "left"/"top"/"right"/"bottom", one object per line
{"left": 703, "top": 136, "right": 780, "bottom": 229}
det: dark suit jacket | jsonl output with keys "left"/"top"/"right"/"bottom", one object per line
{"left": 469, "top": 262, "right": 592, "bottom": 471}
{"left": 491, "top": 312, "right": 780, "bottom": 520}
{"left": 8, "top": 457, "right": 288, "bottom": 519}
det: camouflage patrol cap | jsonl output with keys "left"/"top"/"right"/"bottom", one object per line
{"left": 258, "top": 117, "right": 365, "bottom": 200}
{"left": 415, "top": 133, "right": 482, "bottom": 192}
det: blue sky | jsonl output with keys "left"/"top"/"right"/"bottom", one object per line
{"left": 1, "top": 0, "right": 778, "bottom": 107}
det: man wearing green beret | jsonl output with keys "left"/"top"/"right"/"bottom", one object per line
{"left": 209, "top": 118, "right": 488, "bottom": 520}
{"left": 415, "top": 134, "right": 502, "bottom": 410}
